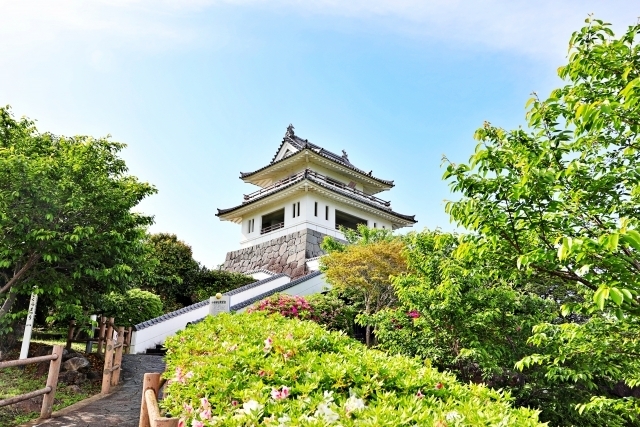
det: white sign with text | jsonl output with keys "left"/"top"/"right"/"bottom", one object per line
{"left": 209, "top": 294, "right": 230, "bottom": 316}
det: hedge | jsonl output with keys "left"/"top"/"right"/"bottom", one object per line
{"left": 101, "top": 288, "right": 163, "bottom": 327}
{"left": 162, "top": 312, "right": 543, "bottom": 426}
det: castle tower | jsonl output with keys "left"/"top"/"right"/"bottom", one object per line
{"left": 217, "top": 125, "right": 417, "bottom": 279}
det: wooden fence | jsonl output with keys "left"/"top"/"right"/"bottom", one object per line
{"left": 101, "top": 325, "right": 125, "bottom": 394}
{"left": 0, "top": 345, "right": 63, "bottom": 419}
{"left": 138, "top": 373, "right": 179, "bottom": 427}
{"left": 66, "top": 316, "right": 132, "bottom": 355}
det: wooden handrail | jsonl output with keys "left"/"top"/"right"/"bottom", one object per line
{"left": 0, "top": 344, "right": 63, "bottom": 419}
{"left": 260, "top": 221, "right": 285, "bottom": 235}
{"left": 0, "top": 353, "right": 57, "bottom": 369}
{"left": 139, "top": 373, "right": 179, "bottom": 427}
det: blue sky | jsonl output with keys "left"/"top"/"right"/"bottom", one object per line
{"left": 0, "top": 0, "right": 635, "bottom": 266}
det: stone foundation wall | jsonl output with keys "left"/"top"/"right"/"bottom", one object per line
{"left": 222, "top": 229, "right": 329, "bottom": 279}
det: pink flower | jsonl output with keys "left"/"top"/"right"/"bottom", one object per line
{"left": 258, "top": 370, "right": 266, "bottom": 377}
{"left": 416, "top": 390, "right": 424, "bottom": 399}
{"left": 183, "top": 403, "right": 193, "bottom": 414}
{"left": 435, "top": 382, "right": 443, "bottom": 390}
{"left": 178, "top": 419, "right": 186, "bottom": 427}
{"left": 407, "top": 310, "right": 421, "bottom": 319}
{"left": 200, "top": 397, "right": 211, "bottom": 410}
{"left": 264, "top": 337, "right": 273, "bottom": 352}
{"left": 172, "top": 367, "right": 192, "bottom": 384}
{"left": 191, "top": 421, "right": 204, "bottom": 427}
{"left": 200, "top": 409, "right": 211, "bottom": 420}
{"left": 271, "top": 386, "right": 291, "bottom": 400}
{"left": 231, "top": 400, "right": 238, "bottom": 406}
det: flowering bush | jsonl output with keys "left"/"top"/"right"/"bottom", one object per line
{"left": 248, "top": 293, "right": 356, "bottom": 335}
{"left": 247, "top": 294, "right": 313, "bottom": 320}
{"left": 162, "top": 312, "right": 544, "bottom": 426}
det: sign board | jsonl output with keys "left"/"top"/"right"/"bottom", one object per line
{"left": 209, "top": 293, "right": 230, "bottom": 316}
{"left": 19, "top": 292, "right": 38, "bottom": 360}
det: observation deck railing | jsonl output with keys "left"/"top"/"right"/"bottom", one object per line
{"left": 260, "top": 222, "right": 285, "bottom": 235}
{"left": 243, "top": 169, "right": 391, "bottom": 208}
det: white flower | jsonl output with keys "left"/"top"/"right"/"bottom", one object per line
{"left": 323, "top": 390, "right": 335, "bottom": 404}
{"left": 238, "top": 400, "right": 263, "bottom": 415}
{"left": 277, "top": 415, "right": 291, "bottom": 427}
{"left": 445, "top": 410, "right": 462, "bottom": 421}
{"left": 315, "top": 403, "right": 340, "bottom": 424}
{"left": 344, "top": 395, "right": 365, "bottom": 413}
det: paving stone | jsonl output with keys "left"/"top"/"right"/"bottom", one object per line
{"left": 32, "top": 354, "right": 166, "bottom": 427}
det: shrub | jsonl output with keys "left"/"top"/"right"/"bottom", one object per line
{"left": 190, "top": 269, "right": 255, "bottom": 304}
{"left": 101, "top": 288, "right": 163, "bottom": 327}
{"left": 248, "top": 293, "right": 356, "bottom": 335}
{"left": 162, "top": 312, "right": 543, "bottom": 426}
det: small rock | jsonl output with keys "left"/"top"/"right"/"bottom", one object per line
{"left": 87, "top": 370, "right": 102, "bottom": 381}
{"left": 63, "top": 351, "right": 84, "bottom": 362}
{"left": 63, "top": 356, "right": 90, "bottom": 372}
{"left": 67, "top": 384, "right": 83, "bottom": 394}
{"left": 58, "top": 370, "right": 86, "bottom": 385}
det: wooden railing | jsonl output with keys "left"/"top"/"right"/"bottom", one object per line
{"left": 66, "top": 316, "right": 132, "bottom": 355}
{"left": 260, "top": 221, "right": 285, "bottom": 235}
{"left": 102, "top": 326, "right": 125, "bottom": 394}
{"left": 243, "top": 169, "right": 392, "bottom": 208}
{"left": 0, "top": 345, "right": 63, "bottom": 419}
{"left": 139, "top": 373, "right": 179, "bottom": 427}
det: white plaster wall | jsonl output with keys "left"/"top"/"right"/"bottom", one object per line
{"left": 129, "top": 304, "right": 209, "bottom": 354}
{"left": 249, "top": 271, "right": 274, "bottom": 280}
{"left": 234, "top": 273, "right": 329, "bottom": 313}
{"left": 228, "top": 275, "right": 291, "bottom": 306}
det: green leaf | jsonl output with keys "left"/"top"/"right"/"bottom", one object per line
{"left": 593, "top": 287, "right": 609, "bottom": 310}
{"left": 609, "top": 287, "right": 623, "bottom": 306}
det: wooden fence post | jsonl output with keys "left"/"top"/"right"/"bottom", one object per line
{"left": 65, "top": 320, "right": 75, "bottom": 351}
{"left": 106, "top": 317, "right": 114, "bottom": 343}
{"left": 97, "top": 316, "right": 107, "bottom": 355}
{"left": 40, "top": 345, "right": 63, "bottom": 419}
{"left": 125, "top": 326, "right": 132, "bottom": 354}
{"left": 139, "top": 373, "right": 160, "bottom": 427}
{"left": 102, "top": 337, "right": 114, "bottom": 395}
{"left": 111, "top": 326, "right": 125, "bottom": 386}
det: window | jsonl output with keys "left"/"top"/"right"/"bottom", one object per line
{"left": 261, "top": 209, "right": 285, "bottom": 235}
{"left": 314, "top": 202, "right": 318, "bottom": 217}
{"left": 292, "top": 203, "right": 296, "bottom": 218}
{"left": 297, "top": 202, "right": 300, "bottom": 217}
{"left": 335, "top": 210, "right": 367, "bottom": 231}
{"left": 325, "top": 206, "right": 329, "bottom": 220}
{"left": 374, "top": 222, "right": 377, "bottom": 228}
{"left": 247, "top": 219, "right": 255, "bottom": 233}
{"left": 251, "top": 219, "right": 255, "bottom": 233}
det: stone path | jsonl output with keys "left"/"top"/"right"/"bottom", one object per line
{"left": 30, "top": 354, "right": 165, "bottom": 427}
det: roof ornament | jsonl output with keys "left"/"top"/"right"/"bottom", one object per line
{"left": 368, "top": 170, "right": 373, "bottom": 175}
{"left": 341, "top": 150, "right": 349, "bottom": 161}
{"left": 285, "top": 124, "right": 295, "bottom": 138}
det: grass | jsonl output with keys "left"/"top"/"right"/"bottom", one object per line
{"left": 0, "top": 342, "right": 101, "bottom": 426}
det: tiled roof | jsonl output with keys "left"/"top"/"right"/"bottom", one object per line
{"left": 217, "top": 170, "right": 417, "bottom": 224}
{"left": 133, "top": 274, "right": 287, "bottom": 331}
{"left": 243, "top": 268, "right": 277, "bottom": 276}
{"left": 240, "top": 127, "right": 394, "bottom": 187}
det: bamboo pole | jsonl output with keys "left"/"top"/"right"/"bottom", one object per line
{"left": 40, "top": 344, "right": 63, "bottom": 419}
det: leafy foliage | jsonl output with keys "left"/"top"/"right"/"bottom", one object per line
{"left": 141, "top": 233, "right": 254, "bottom": 312}
{"left": 439, "top": 17, "right": 640, "bottom": 425}
{"left": 162, "top": 312, "right": 544, "bottom": 426}
{"left": 321, "top": 229, "right": 407, "bottom": 345}
{"left": 101, "top": 288, "right": 163, "bottom": 327}
{"left": 0, "top": 106, "right": 156, "bottom": 336}
{"left": 248, "top": 293, "right": 356, "bottom": 335}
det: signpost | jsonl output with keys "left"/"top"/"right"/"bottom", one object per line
{"left": 209, "top": 293, "right": 230, "bottom": 316}
{"left": 19, "top": 292, "right": 38, "bottom": 360}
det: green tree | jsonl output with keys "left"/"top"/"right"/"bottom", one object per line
{"left": 0, "top": 107, "right": 156, "bottom": 342}
{"left": 321, "top": 227, "right": 407, "bottom": 346}
{"left": 141, "top": 233, "right": 200, "bottom": 311}
{"left": 443, "top": 18, "right": 640, "bottom": 425}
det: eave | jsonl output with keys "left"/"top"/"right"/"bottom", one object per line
{"left": 240, "top": 148, "right": 394, "bottom": 193}
{"left": 217, "top": 173, "right": 416, "bottom": 229}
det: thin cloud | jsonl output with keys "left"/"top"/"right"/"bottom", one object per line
{"left": 0, "top": 0, "right": 635, "bottom": 60}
